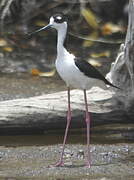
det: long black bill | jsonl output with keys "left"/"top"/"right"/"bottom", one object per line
{"left": 28, "top": 24, "right": 52, "bottom": 36}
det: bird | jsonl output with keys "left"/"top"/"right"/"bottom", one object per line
{"left": 29, "top": 13, "right": 119, "bottom": 168}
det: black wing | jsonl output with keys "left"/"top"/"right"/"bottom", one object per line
{"left": 75, "top": 57, "right": 119, "bottom": 89}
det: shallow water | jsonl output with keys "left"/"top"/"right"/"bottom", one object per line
{"left": 0, "top": 123, "right": 133, "bottom": 147}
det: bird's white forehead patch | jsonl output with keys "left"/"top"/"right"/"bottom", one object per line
{"left": 50, "top": 17, "right": 54, "bottom": 24}
{"left": 56, "top": 16, "right": 62, "bottom": 20}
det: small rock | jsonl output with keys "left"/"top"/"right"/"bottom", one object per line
{"left": 77, "top": 149, "right": 85, "bottom": 159}
{"left": 64, "top": 161, "right": 73, "bottom": 166}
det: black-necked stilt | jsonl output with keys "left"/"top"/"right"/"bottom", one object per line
{"left": 30, "top": 13, "right": 119, "bottom": 168}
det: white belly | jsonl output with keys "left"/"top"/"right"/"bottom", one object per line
{"left": 56, "top": 54, "right": 106, "bottom": 90}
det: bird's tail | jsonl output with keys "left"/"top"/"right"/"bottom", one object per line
{"left": 104, "top": 79, "right": 121, "bottom": 90}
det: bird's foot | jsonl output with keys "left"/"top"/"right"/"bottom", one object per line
{"left": 54, "top": 160, "right": 64, "bottom": 167}
{"left": 48, "top": 160, "right": 64, "bottom": 168}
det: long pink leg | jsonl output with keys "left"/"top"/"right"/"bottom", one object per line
{"left": 84, "top": 89, "right": 91, "bottom": 168}
{"left": 54, "top": 87, "right": 71, "bottom": 167}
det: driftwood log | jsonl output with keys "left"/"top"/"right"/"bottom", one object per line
{"left": 0, "top": 87, "right": 132, "bottom": 135}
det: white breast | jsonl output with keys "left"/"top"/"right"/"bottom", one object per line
{"left": 56, "top": 52, "right": 106, "bottom": 90}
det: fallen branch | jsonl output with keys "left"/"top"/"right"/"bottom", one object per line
{"left": 0, "top": 87, "right": 131, "bottom": 135}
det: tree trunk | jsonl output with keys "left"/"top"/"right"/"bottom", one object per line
{"left": 106, "top": 0, "right": 134, "bottom": 110}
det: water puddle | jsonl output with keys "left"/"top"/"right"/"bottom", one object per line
{"left": 0, "top": 123, "right": 133, "bottom": 147}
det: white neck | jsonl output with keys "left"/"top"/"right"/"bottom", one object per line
{"left": 57, "top": 25, "right": 68, "bottom": 57}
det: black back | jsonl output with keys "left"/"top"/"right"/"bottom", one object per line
{"left": 75, "top": 58, "right": 119, "bottom": 89}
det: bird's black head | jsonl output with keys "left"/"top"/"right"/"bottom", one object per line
{"left": 47, "top": 13, "right": 68, "bottom": 31}
{"left": 28, "top": 13, "right": 68, "bottom": 36}
{"left": 52, "top": 13, "right": 67, "bottom": 24}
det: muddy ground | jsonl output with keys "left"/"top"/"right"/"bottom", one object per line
{"left": 0, "top": 143, "right": 134, "bottom": 179}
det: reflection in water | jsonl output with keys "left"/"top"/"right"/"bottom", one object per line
{"left": 0, "top": 123, "right": 133, "bottom": 147}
